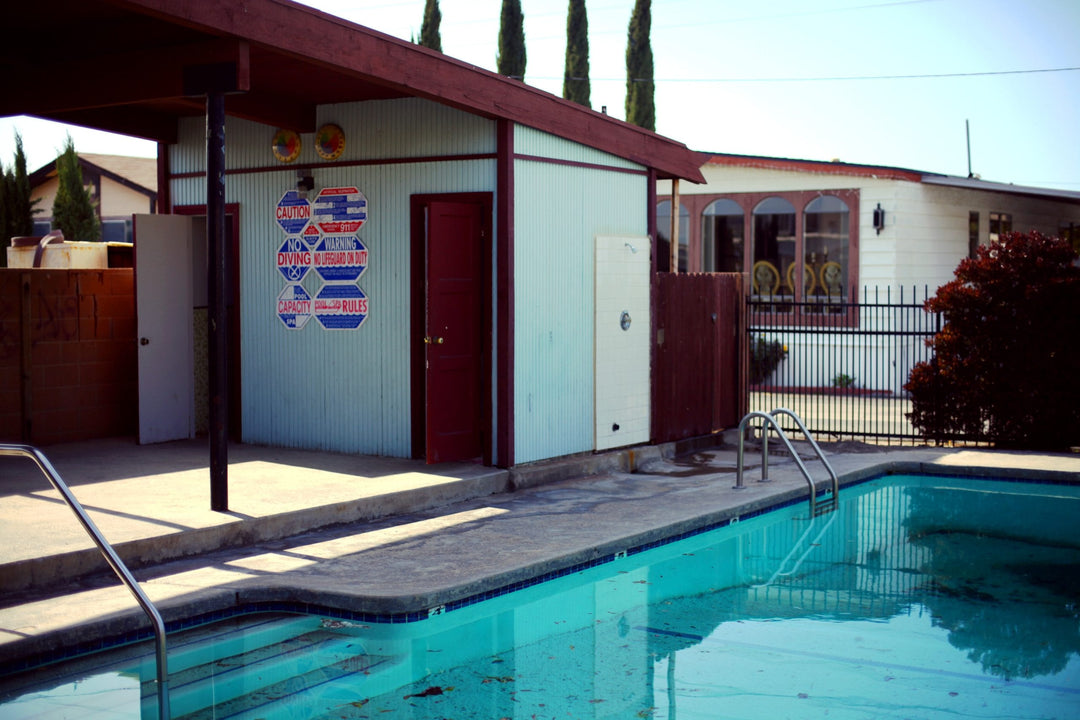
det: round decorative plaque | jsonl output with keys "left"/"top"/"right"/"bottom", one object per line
{"left": 315, "top": 124, "right": 346, "bottom": 161}
{"left": 271, "top": 128, "right": 301, "bottom": 163}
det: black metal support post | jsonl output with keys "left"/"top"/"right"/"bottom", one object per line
{"left": 207, "top": 90, "right": 229, "bottom": 511}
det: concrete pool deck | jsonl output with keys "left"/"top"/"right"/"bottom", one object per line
{"left": 1, "top": 436, "right": 1078, "bottom": 672}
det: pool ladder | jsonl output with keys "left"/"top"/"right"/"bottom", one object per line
{"left": 734, "top": 408, "right": 840, "bottom": 516}
{"left": 0, "top": 444, "right": 171, "bottom": 720}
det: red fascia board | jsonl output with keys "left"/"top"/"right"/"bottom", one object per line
{"left": 701, "top": 153, "right": 924, "bottom": 183}
{"left": 112, "top": 0, "right": 705, "bottom": 183}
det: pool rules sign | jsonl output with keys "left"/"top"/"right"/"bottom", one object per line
{"left": 274, "top": 187, "right": 369, "bottom": 331}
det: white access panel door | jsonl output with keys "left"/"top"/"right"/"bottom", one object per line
{"left": 595, "top": 235, "right": 651, "bottom": 451}
{"left": 135, "top": 214, "right": 195, "bottom": 444}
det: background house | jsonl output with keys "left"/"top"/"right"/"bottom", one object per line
{"left": 657, "top": 153, "right": 1080, "bottom": 394}
{"left": 658, "top": 153, "right": 1080, "bottom": 293}
{"left": 29, "top": 153, "right": 157, "bottom": 243}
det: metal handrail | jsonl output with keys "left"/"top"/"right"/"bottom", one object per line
{"left": 734, "top": 409, "right": 839, "bottom": 515}
{"left": 0, "top": 444, "right": 170, "bottom": 719}
{"left": 769, "top": 408, "right": 840, "bottom": 503}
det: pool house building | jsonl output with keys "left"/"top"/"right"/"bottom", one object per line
{"left": 2, "top": 0, "right": 706, "bottom": 472}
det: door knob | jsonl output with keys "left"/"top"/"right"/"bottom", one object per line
{"left": 424, "top": 336, "right": 444, "bottom": 344}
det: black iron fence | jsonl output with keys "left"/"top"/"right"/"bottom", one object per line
{"left": 745, "top": 286, "right": 944, "bottom": 445}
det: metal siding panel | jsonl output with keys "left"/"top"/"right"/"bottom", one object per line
{"left": 513, "top": 160, "right": 648, "bottom": 464}
{"left": 167, "top": 102, "right": 496, "bottom": 457}
{"left": 515, "top": 125, "right": 641, "bottom": 170}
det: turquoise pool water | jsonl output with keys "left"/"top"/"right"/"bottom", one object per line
{"left": 1, "top": 473, "right": 1078, "bottom": 719}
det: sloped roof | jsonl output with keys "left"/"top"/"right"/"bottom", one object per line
{"left": 78, "top": 154, "right": 157, "bottom": 193}
{"left": 700, "top": 152, "right": 1080, "bottom": 204}
{"left": 3, "top": 0, "right": 705, "bottom": 183}
{"left": 701, "top": 152, "right": 924, "bottom": 182}
{"left": 28, "top": 153, "right": 157, "bottom": 196}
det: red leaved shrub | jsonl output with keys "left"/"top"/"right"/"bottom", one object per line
{"left": 905, "top": 231, "right": 1080, "bottom": 449}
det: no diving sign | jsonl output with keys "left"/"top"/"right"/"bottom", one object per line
{"left": 277, "top": 237, "right": 311, "bottom": 283}
{"left": 315, "top": 283, "right": 368, "bottom": 330}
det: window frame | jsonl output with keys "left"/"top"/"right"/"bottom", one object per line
{"left": 989, "top": 211, "right": 1012, "bottom": 243}
{"left": 701, "top": 197, "right": 745, "bottom": 273}
{"left": 688, "top": 189, "right": 860, "bottom": 325}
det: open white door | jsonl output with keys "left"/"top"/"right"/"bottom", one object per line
{"left": 135, "top": 214, "right": 195, "bottom": 444}
{"left": 595, "top": 235, "right": 651, "bottom": 451}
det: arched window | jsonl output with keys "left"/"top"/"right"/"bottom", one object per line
{"left": 657, "top": 200, "right": 689, "bottom": 272}
{"left": 751, "top": 197, "right": 796, "bottom": 297}
{"left": 702, "top": 198, "right": 744, "bottom": 273}
{"left": 804, "top": 195, "right": 849, "bottom": 300}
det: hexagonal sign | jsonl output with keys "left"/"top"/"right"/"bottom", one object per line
{"left": 275, "top": 190, "right": 311, "bottom": 235}
{"left": 277, "top": 283, "right": 312, "bottom": 330}
{"left": 314, "top": 283, "right": 368, "bottom": 330}
{"left": 313, "top": 234, "right": 368, "bottom": 282}
{"left": 301, "top": 223, "right": 320, "bottom": 248}
{"left": 277, "top": 236, "right": 312, "bottom": 283}
{"left": 312, "top": 186, "right": 367, "bottom": 234}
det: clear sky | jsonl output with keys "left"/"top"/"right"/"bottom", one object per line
{"left": 2, "top": 0, "right": 1077, "bottom": 190}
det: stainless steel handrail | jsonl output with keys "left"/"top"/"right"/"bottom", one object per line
{"left": 734, "top": 409, "right": 839, "bottom": 515}
{"left": 768, "top": 408, "right": 840, "bottom": 503}
{"left": 0, "top": 444, "right": 170, "bottom": 719}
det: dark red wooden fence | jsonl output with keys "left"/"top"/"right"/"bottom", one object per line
{"left": 652, "top": 272, "right": 744, "bottom": 443}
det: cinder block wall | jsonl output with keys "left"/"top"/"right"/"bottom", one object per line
{"left": 0, "top": 269, "right": 137, "bottom": 445}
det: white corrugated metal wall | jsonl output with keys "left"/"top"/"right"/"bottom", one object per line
{"left": 512, "top": 126, "right": 648, "bottom": 464}
{"left": 170, "top": 99, "right": 496, "bottom": 456}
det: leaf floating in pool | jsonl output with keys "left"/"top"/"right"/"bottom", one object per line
{"left": 636, "top": 709, "right": 657, "bottom": 718}
{"left": 797, "top": 693, "right": 809, "bottom": 699}
{"left": 590, "top": 698, "right": 605, "bottom": 704}
{"left": 350, "top": 699, "right": 369, "bottom": 708}
{"left": 403, "top": 685, "right": 451, "bottom": 699}
{"left": 483, "top": 676, "right": 515, "bottom": 684}
{"left": 949, "top": 691, "right": 959, "bottom": 697}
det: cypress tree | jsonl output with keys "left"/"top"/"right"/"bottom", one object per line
{"left": 52, "top": 135, "right": 100, "bottom": 242}
{"left": 0, "top": 132, "right": 40, "bottom": 263}
{"left": 497, "top": 0, "right": 527, "bottom": 80}
{"left": 11, "top": 132, "right": 36, "bottom": 237}
{"left": 562, "top": 0, "right": 590, "bottom": 107}
{"left": 0, "top": 165, "right": 9, "bottom": 265}
{"left": 625, "top": 0, "right": 655, "bottom": 131}
{"left": 418, "top": 0, "right": 442, "bottom": 52}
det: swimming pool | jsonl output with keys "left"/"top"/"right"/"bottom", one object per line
{"left": 1, "top": 472, "right": 1078, "bottom": 718}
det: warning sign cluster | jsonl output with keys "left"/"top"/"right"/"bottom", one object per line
{"left": 274, "top": 186, "right": 369, "bottom": 331}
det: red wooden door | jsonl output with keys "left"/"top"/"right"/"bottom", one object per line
{"left": 425, "top": 201, "right": 484, "bottom": 463}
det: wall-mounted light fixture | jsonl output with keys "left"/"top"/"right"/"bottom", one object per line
{"left": 873, "top": 203, "right": 886, "bottom": 235}
{"left": 296, "top": 168, "right": 315, "bottom": 195}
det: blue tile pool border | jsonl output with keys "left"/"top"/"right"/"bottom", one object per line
{"left": 3, "top": 467, "right": 1077, "bottom": 678}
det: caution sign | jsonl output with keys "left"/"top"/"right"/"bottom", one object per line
{"left": 313, "top": 186, "right": 367, "bottom": 234}
{"left": 314, "top": 283, "right": 368, "bottom": 330}
{"left": 313, "top": 234, "right": 368, "bottom": 282}
{"left": 275, "top": 190, "right": 311, "bottom": 235}
{"left": 277, "top": 283, "right": 313, "bottom": 330}
{"left": 277, "top": 237, "right": 312, "bottom": 283}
